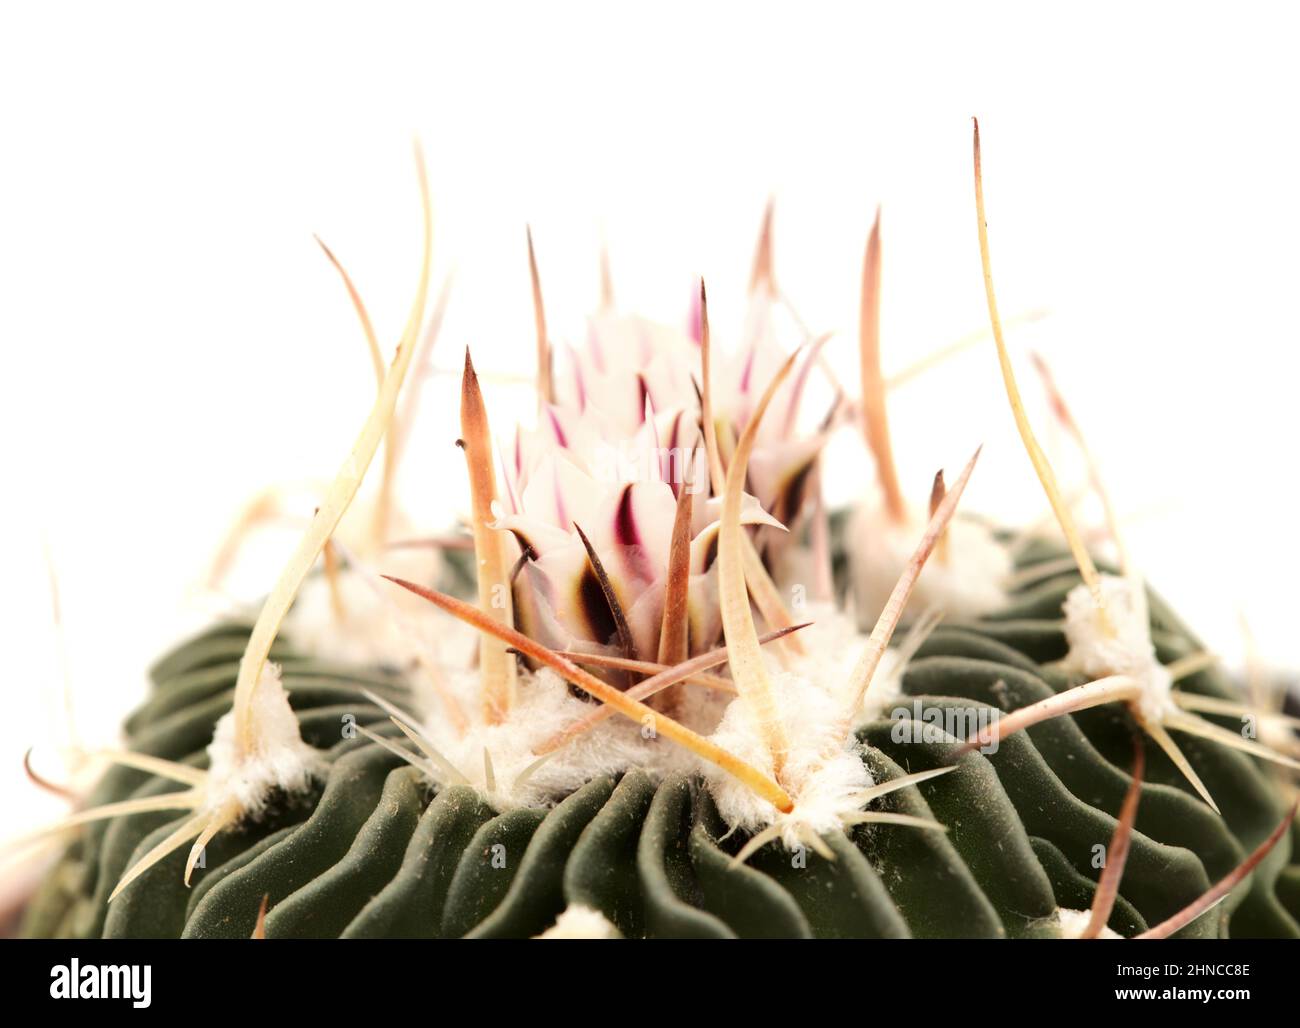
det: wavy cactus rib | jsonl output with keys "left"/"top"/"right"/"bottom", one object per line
{"left": 23, "top": 538, "right": 1300, "bottom": 939}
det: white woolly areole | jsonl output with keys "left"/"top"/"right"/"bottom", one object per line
{"left": 534, "top": 903, "right": 621, "bottom": 939}
{"left": 787, "top": 604, "right": 867, "bottom": 682}
{"left": 1062, "top": 574, "right": 1174, "bottom": 723}
{"left": 204, "top": 664, "right": 326, "bottom": 818}
{"left": 1053, "top": 907, "right": 1122, "bottom": 939}
{"left": 421, "top": 666, "right": 690, "bottom": 811}
{"left": 848, "top": 505, "right": 1011, "bottom": 625}
{"left": 701, "top": 671, "right": 872, "bottom": 849}
{"left": 784, "top": 604, "right": 905, "bottom": 727}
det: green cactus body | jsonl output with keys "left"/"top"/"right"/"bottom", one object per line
{"left": 24, "top": 545, "right": 1299, "bottom": 940}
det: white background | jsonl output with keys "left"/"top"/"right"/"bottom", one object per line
{"left": 3, "top": 2, "right": 1298, "bottom": 847}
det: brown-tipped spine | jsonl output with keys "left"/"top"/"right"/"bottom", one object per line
{"left": 1081, "top": 737, "right": 1144, "bottom": 939}
{"left": 928, "top": 469, "right": 950, "bottom": 564}
{"left": 461, "top": 348, "right": 517, "bottom": 723}
{"left": 527, "top": 226, "right": 553, "bottom": 408}
{"left": 749, "top": 197, "right": 776, "bottom": 294}
{"left": 655, "top": 484, "right": 695, "bottom": 714}
{"left": 860, "top": 207, "right": 906, "bottom": 524}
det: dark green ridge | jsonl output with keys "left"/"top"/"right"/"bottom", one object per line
{"left": 855, "top": 747, "right": 1004, "bottom": 938}
{"left": 562, "top": 770, "right": 655, "bottom": 937}
{"left": 465, "top": 776, "right": 615, "bottom": 938}
{"left": 440, "top": 807, "right": 546, "bottom": 938}
{"left": 1029, "top": 836, "right": 1148, "bottom": 937}
{"left": 344, "top": 784, "right": 495, "bottom": 938}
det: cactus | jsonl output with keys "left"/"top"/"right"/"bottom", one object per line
{"left": 14, "top": 124, "right": 1300, "bottom": 940}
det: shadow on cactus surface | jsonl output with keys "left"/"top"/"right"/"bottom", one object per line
{"left": 14, "top": 122, "right": 1300, "bottom": 939}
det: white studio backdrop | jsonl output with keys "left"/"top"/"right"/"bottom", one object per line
{"left": 2, "top": 1, "right": 1298, "bottom": 847}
